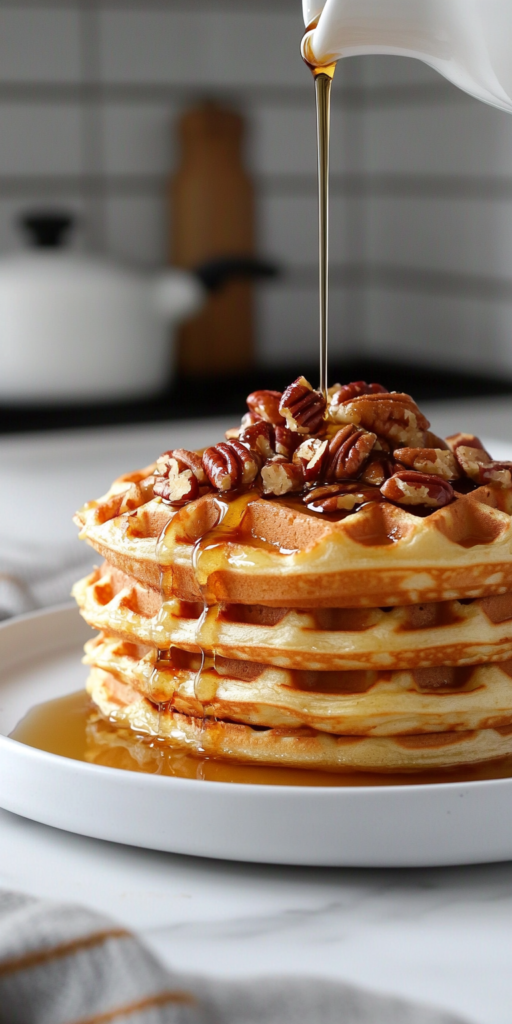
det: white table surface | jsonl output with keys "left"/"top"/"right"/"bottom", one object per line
{"left": 1, "top": 399, "right": 512, "bottom": 1024}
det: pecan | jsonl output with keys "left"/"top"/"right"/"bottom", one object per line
{"left": 239, "top": 420, "right": 275, "bottom": 460}
{"left": 202, "top": 441, "right": 260, "bottom": 492}
{"left": 381, "top": 471, "right": 454, "bottom": 508}
{"left": 394, "top": 447, "right": 459, "bottom": 481}
{"left": 327, "top": 392, "right": 430, "bottom": 447}
{"left": 328, "top": 380, "right": 389, "bottom": 404}
{"left": 423, "top": 431, "right": 449, "bottom": 451}
{"left": 360, "top": 455, "right": 395, "bottom": 487}
{"left": 153, "top": 468, "right": 199, "bottom": 506}
{"left": 293, "top": 437, "right": 329, "bottom": 482}
{"left": 445, "top": 432, "right": 489, "bottom": 456}
{"left": 279, "top": 376, "right": 326, "bottom": 434}
{"left": 155, "top": 448, "right": 206, "bottom": 484}
{"left": 261, "top": 458, "right": 304, "bottom": 496}
{"left": 274, "top": 425, "right": 300, "bottom": 459}
{"left": 479, "top": 461, "right": 512, "bottom": 488}
{"left": 325, "top": 425, "right": 376, "bottom": 481}
{"left": 306, "top": 482, "right": 381, "bottom": 513}
{"left": 453, "top": 445, "right": 491, "bottom": 482}
{"left": 246, "top": 389, "right": 284, "bottom": 425}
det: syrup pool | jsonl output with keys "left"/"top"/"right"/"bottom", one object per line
{"left": 10, "top": 689, "right": 512, "bottom": 787}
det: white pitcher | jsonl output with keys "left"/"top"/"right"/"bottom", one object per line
{"left": 302, "top": 0, "right": 512, "bottom": 112}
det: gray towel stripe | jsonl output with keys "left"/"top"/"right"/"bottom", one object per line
{"left": 72, "top": 990, "right": 198, "bottom": 1024}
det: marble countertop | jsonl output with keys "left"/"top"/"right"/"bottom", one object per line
{"left": 1, "top": 398, "right": 512, "bottom": 1024}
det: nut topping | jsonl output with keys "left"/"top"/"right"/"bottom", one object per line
{"left": 453, "top": 445, "right": 491, "bottom": 482}
{"left": 445, "top": 432, "right": 489, "bottom": 456}
{"left": 360, "top": 455, "right": 395, "bottom": 487}
{"left": 327, "top": 392, "right": 430, "bottom": 447}
{"left": 153, "top": 449, "right": 209, "bottom": 506}
{"left": 279, "top": 376, "right": 326, "bottom": 434}
{"left": 202, "top": 441, "right": 260, "bottom": 492}
{"left": 306, "top": 482, "right": 381, "bottom": 513}
{"left": 239, "top": 420, "right": 275, "bottom": 460}
{"left": 325, "top": 424, "right": 377, "bottom": 481}
{"left": 246, "top": 389, "right": 284, "bottom": 426}
{"left": 394, "top": 447, "right": 459, "bottom": 481}
{"left": 381, "top": 471, "right": 454, "bottom": 508}
{"left": 274, "top": 425, "right": 300, "bottom": 459}
{"left": 293, "top": 437, "right": 329, "bottom": 481}
{"left": 328, "top": 380, "right": 389, "bottom": 404}
{"left": 479, "top": 461, "right": 512, "bottom": 488}
{"left": 261, "top": 458, "right": 303, "bottom": 496}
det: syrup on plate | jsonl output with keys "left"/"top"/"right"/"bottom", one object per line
{"left": 10, "top": 689, "right": 512, "bottom": 787}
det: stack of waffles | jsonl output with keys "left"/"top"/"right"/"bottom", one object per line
{"left": 73, "top": 378, "right": 512, "bottom": 774}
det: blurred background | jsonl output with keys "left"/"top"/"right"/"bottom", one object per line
{"left": 2, "top": 0, "right": 512, "bottom": 431}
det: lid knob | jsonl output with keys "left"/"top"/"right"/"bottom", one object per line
{"left": 19, "top": 211, "right": 74, "bottom": 249}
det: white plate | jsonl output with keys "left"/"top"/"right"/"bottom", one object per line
{"left": 1, "top": 605, "right": 512, "bottom": 867}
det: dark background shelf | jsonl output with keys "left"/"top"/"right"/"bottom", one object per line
{"left": 1, "top": 359, "right": 512, "bottom": 434}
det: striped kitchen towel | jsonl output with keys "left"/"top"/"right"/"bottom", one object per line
{"left": 0, "top": 889, "right": 470, "bottom": 1024}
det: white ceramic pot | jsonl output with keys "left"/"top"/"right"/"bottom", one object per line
{"left": 0, "top": 213, "right": 273, "bottom": 404}
{"left": 303, "top": 0, "right": 512, "bottom": 113}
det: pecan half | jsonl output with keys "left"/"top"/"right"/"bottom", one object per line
{"left": 153, "top": 468, "right": 199, "bottom": 506}
{"left": 328, "top": 380, "right": 389, "bottom": 404}
{"left": 394, "top": 447, "right": 459, "bottom": 481}
{"left": 381, "top": 471, "right": 454, "bottom": 508}
{"left": 453, "top": 445, "right": 491, "bottom": 482}
{"left": 293, "top": 437, "right": 329, "bottom": 482}
{"left": 261, "top": 458, "right": 304, "bottom": 496}
{"left": 325, "top": 425, "right": 376, "bottom": 481}
{"left": 327, "top": 392, "right": 430, "bottom": 447}
{"left": 360, "top": 455, "right": 395, "bottom": 487}
{"left": 274, "top": 425, "right": 300, "bottom": 459}
{"left": 202, "top": 441, "right": 260, "bottom": 492}
{"left": 479, "top": 461, "right": 512, "bottom": 488}
{"left": 279, "top": 376, "right": 326, "bottom": 434}
{"left": 445, "top": 432, "right": 489, "bottom": 456}
{"left": 306, "top": 482, "right": 381, "bottom": 513}
{"left": 239, "top": 420, "right": 275, "bottom": 460}
{"left": 246, "top": 390, "right": 284, "bottom": 426}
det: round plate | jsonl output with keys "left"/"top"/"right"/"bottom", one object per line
{"left": 1, "top": 605, "right": 512, "bottom": 867}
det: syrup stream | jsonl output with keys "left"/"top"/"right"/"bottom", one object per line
{"left": 314, "top": 67, "right": 335, "bottom": 398}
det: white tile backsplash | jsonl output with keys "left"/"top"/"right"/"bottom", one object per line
{"left": 1, "top": 4, "right": 512, "bottom": 374}
{"left": 0, "top": 7, "right": 81, "bottom": 83}
{"left": 0, "top": 104, "right": 82, "bottom": 175}
{"left": 102, "top": 103, "right": 176, "bottom": 176}
{"left": 98, "top": 10, "right": 307, "bottom": 88}
{"left": 104, "top": 193, "right": 167, "bottom": 267}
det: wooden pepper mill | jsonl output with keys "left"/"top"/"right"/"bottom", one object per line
{"left": 170, "top": 101, "right": 255, "bottom": 374}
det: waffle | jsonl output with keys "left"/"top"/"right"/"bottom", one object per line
{"left": 73, "top": 376, "right": 512, "bottom": 774}
{"left": 87, "top": 668, "right": 512, "bottom": 772}
{"left": 76, "top": 482, "right": 512, "bottom": 608}
{"left": 74, "top": 564, "right": 512, "bottom": 670}
{"left": 84, "top": 633, "right": 512, "bottom": 736}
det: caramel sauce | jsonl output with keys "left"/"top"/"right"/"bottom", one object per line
{"left": 11, "top": 689, "right": 512, "bottom": 788}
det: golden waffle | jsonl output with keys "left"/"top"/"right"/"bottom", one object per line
{"left": 75, "top": 477, "right": 512, "bottom": 608}
{"left": 74, "top": 564, "right": 512, "bottom": 670}
{"left": 87, "top": 668, "right": 512, "bottom": 772}
{"left": 85, "top": 633, "right": 512, "bottom": 737}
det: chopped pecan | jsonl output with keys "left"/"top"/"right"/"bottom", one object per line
{"left": 155, "top": 448, "right": 206, "bottom": 484}
{"left": 279, "top": 376, "right": 326, "bottom": 434}
{"left": 328, "top": 380, "right": 389, "bottom": 404}
{"left": 202, "top": 441, "right": 260, "bottom": 492}
{"left": 327, "top": 392, "right": 430, "bottom": 447}
{"left": 306, "top": 482, "right": 381, "bottom": 513}
{"left": 424, "top": 431, "right": 449, "bottom": 451}
{"left": 239, "top": 420, "right": 275, "bottom": 460}
{"left": 381, "top": 471, "right": 454, "bottom": 508}
{"left": 394, "top": 447, "right": 459, "bottom": 481}
{"left": 261, "top": 458, "right": 304, "bottom": 496}
{"left": 325, "top": 425, "right": 376, "bottom": 481}
{"left": 445, "top": 432, "right": 489, "bottom": 456}
{"left": 246, "top": 389, "right": 284, "bottom": 426}
{"left": 293, "top": 437, "right": 329, "bottom": 482}
{"left": 274, "top": 425, "right": 300, "bottom": 459}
